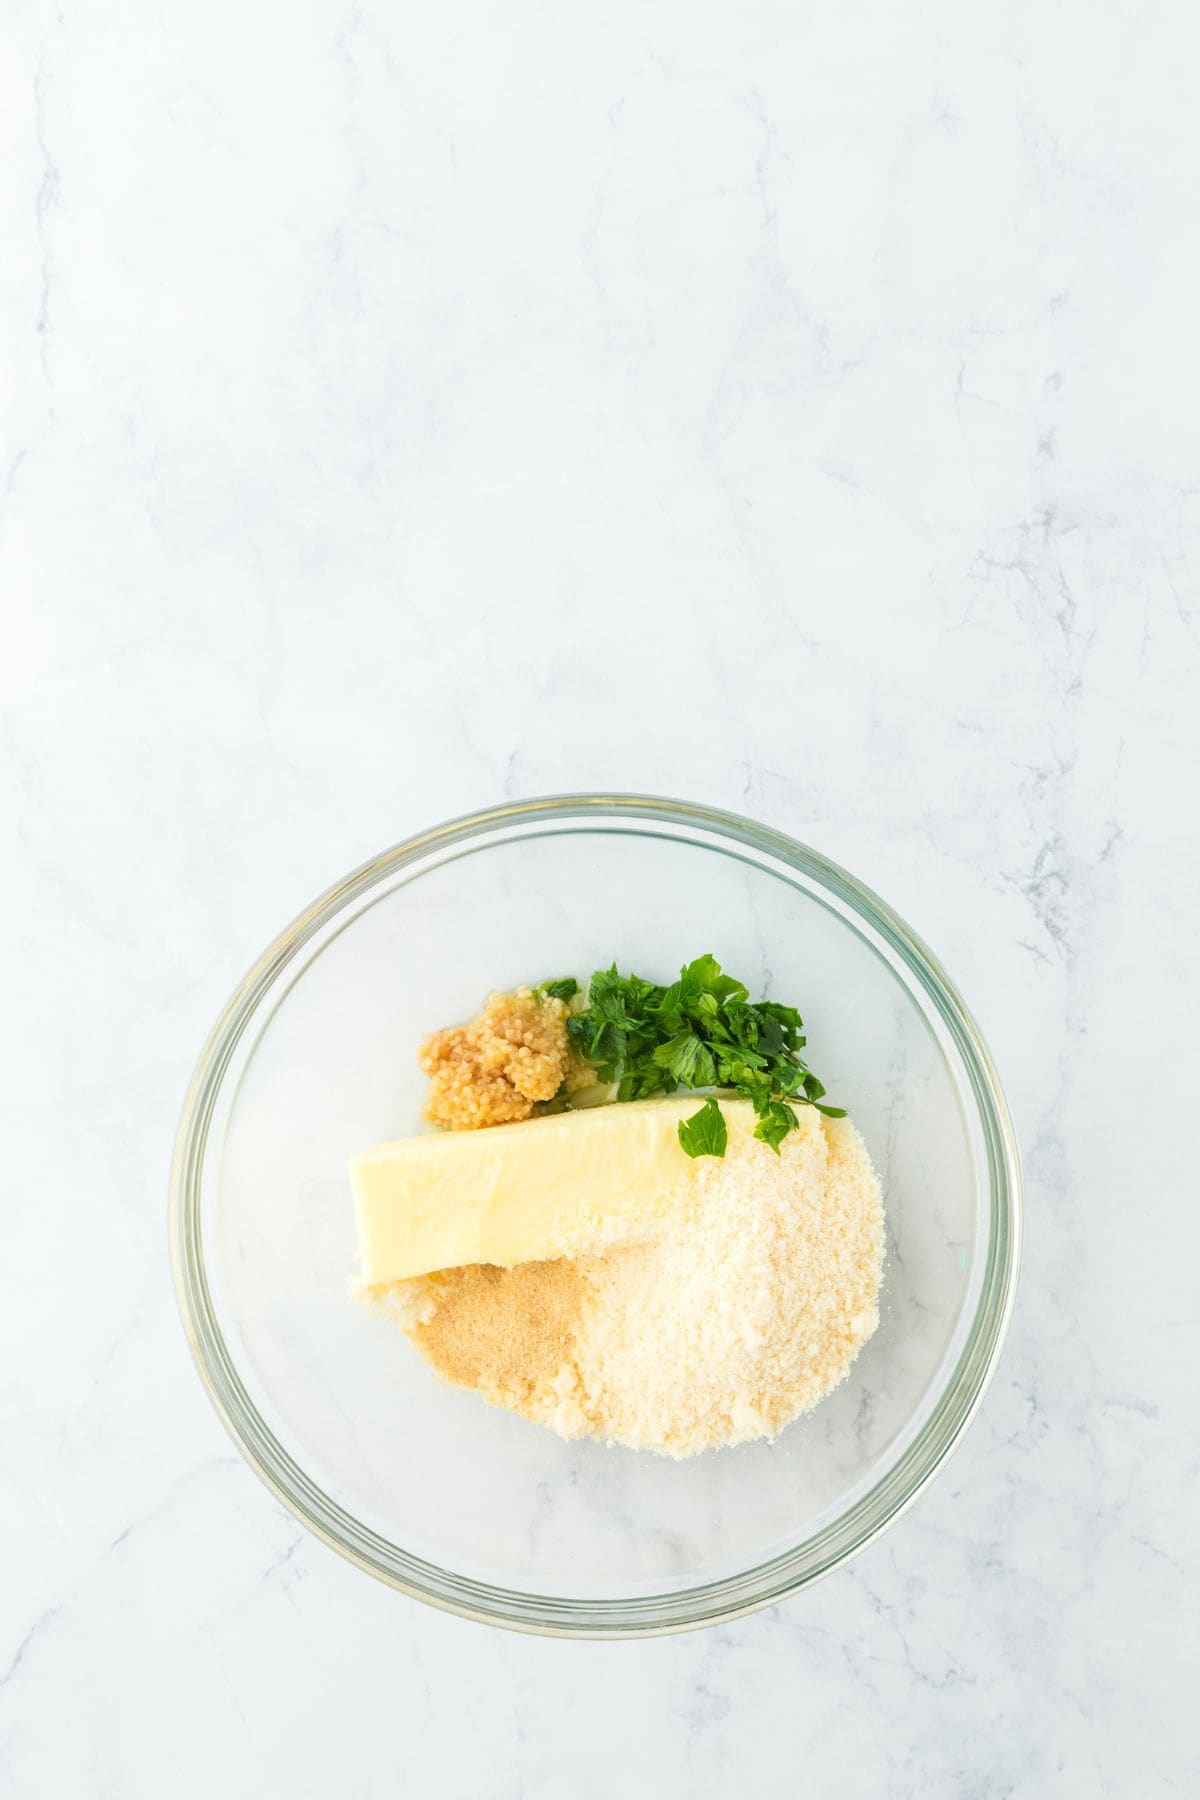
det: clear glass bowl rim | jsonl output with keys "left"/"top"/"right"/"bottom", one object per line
{"left": 170, "top": 793, "right": 1022, "bottom": 1638}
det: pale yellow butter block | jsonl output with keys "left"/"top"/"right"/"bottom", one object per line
{"left": 350, "top": 1096, "right": 758, "bottom": 1283}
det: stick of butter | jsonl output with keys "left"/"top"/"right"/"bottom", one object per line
{"left": 350, "top": 1095, "right": 756, "bottom": 1283}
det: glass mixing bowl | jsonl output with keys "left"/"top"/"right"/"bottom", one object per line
{"left": 171, "top": 795, "right": 1020, "bottom": 1636}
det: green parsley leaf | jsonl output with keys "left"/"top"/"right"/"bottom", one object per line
{"left": 652, "top": 1033, "right": 716, "bottom": 1088}
{"left": 677, "top": 1096, "right": 728, "bottom": 1159}
{"left": 539, "top": 977, "right": 580, "bottom": 1002}
{"left": 754, "top": 1099, "right": 798, "bottom": 1153}
{"left": 679, "top": 953, "right": 748, "bottom": 1004}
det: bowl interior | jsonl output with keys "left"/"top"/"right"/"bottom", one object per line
{"left": 204, "top": 822, "right": 985, "bottom": 1602}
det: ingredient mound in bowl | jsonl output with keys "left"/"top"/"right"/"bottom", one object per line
{"left": 378, "top": 1107, "right": 882, "bottom": 1457}
{"left": 359, "top": 967, "right": 884, "bottom": 1459}
{"left": 418, "top": 987, "right": 577, "bottom": 1128}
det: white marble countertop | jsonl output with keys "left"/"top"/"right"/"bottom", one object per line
{"left": 4, "top": 1, "right": 1198, "bottom": 1793}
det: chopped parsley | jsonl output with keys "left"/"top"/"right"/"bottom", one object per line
{"left": 560, "top": 953, "right": 844, "bottom": 1157}
{"left": 537, "top": 977, "right": 581, "bottom": 1002}
{"left": 676, "top": 1095, "right": 728, "bottom": 1159}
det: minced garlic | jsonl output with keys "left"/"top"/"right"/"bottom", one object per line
{"left": 418, "top": 988, "right": 572, "bottom": 1129}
